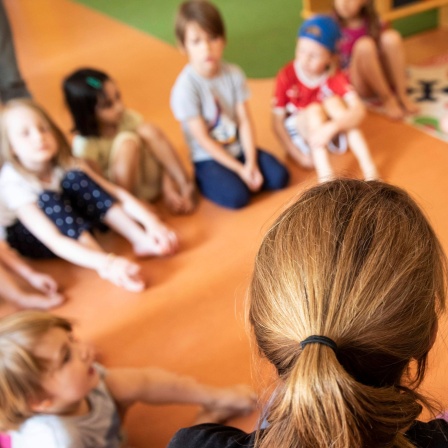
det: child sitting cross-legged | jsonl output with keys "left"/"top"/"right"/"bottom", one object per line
{"left": 272, "top": 15, "right": 378, "bottom": 182}
{"left": 171, "top": 0, "right": 289, "bottom": 209}
{"left": 0, "top": 311, "right": 257, "bottom": 447}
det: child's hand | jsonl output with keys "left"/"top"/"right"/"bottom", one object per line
{"left": 194, "top": 385, "right": 257, "bottom": 424}
{"left": 240, "top": 164, "right": 263, "bottom": 192}
{"left": 98, "top": 255, "right": 145, "bottom": 292}
{"left": 27, "top": 271, "right": 59, "bottom": 295}
{"left": 162, "top": 176, "right": 197, "bottom": 215}
{"left": 309, "top": 121, "right": 338, "bottom": 149}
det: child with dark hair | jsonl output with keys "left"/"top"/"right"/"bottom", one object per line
{"left": 63, "top": 68, "right": 196, "bottom": 214}
{"left": 171, "top": 0, "right": 289, "bottom": 209}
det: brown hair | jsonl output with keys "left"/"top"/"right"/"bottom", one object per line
{"left": 334, "top": 0, "right": 381, "bottom": 41}
{"left": 0, "top": 311, "right": 72, "bottom": 430}
{"left": 0, "top": 99, "right": 72, "bottom": 182}
{"left": 175, "top": 0, "right": 226, "bottom": 46}
{"left": 250, "top": 179, "right": 446, "bottom": 448}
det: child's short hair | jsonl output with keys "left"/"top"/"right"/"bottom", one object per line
{"left": 62, "top": 68, "right": 110, "bottom": 137}
{"left": 0, "top": 311, "right": 72, "bottom": 430}
{"left": 0, "top": 99, "right": 72, "bottom": 176}
{"left": 175, "top": 0, "right": 226, "bottom": 46}
{"left": 298, "top": 15, "right": 341, "bottom": 53}
{"left": 250, "top": 179, "right": 446, "bottom": 448}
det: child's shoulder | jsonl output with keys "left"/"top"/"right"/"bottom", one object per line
{"left": 10, "top": 414, "right": 80, "bottom": 448}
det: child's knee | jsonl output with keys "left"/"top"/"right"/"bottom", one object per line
{"left": 380, "top": 29, "right": 402, "bottom": 50}
{"left": 352, "top": 36, "right": 377, "bottom": 58}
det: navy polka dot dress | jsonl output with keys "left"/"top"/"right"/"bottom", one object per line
{"left": 7, "top": 170, "right": 115, "bottom": 259}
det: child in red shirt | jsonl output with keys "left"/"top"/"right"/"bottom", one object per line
{"left": 272, "top": 15, "right": 378, "bottom": 182}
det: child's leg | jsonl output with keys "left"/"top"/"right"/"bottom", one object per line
{"left": 323, "top": 97, "right": 378, "bottom": 180}
{"left": 302, "top": 103, "right": 334, "bottom": 182}
{"left": 194, "top": 158, "right": 251, "bottom": 209}
{"left": 349, "top": 36, "right": 403, "bottom": 119}
{"left": 62, "top": 170, "right": 176, "bottom": 257}
{"left": 254, "top": 150, "right": 289, "bottom": 191}
{"left": 109, "top": 133, "right": 141, "bottom": 195}
{"left": 0, "top": 262, "right": 63, "bottom": 309}
{"left": 138, "top": 123, "right": 196, "bottom": 214}
{"left": 346, "top": 129, "right": 379, "bottom": 180}
{"left": 379, "top": 29, "right": 418, "bottom": 114}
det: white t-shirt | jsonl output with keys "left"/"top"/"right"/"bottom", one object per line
{"left": 170, "top": 62, "right": 249, "bottom": 162}
{"left": 10, "top": 365, "right": 122, "bottom": 448}
{"left": 0, "top": 162, "right": 65, "bottom": 227}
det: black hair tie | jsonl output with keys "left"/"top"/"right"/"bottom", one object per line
{"left": 300, "top": 335, "right": 337, "bottom": 353}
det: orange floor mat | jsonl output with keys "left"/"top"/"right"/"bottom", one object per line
{"left": 3, "top": 1, "right": 448, "bottom": 446}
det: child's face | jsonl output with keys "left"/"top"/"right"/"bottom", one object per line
{"left": 4, "top": 106, "right": 58, "bottom": 171}
{"left": 95, "top": 80, "right": 124, "bottom": 127}
{"left": 32, "top": 327, "right": 99, "bottom": 415}
{"left": 334, "top": 0, "right": 367, "bottom": 20}
{"left": 182, "top": 22, "right": 225, "bottom": 78}
{"left": 295, "top": 37, "right": 333, "bottom": 78}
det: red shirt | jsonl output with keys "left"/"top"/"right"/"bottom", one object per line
{"left": 273, "top": 62, "right": 352, "bottom": 115}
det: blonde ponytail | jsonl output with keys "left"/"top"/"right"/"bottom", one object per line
{"left": 250, "top": 180, "right": 446, "bottom": 448}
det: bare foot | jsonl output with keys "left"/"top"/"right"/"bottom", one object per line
{"left": 12, "top": 292, "right": 65, "bottom": 310}
{"left": 383, "top": 95, "right": 404, "bottom": 120}
{"left": 194, "top": 385, "right": 257, "bottom": 425}
{"left": 399, "top": 96, "right": 419, "bottom": 115}
{"left": 163, "top": 177, "right": 197, "bottom": 215}
{"left": 133, "top": 225, "right": 178, "bottom": 257}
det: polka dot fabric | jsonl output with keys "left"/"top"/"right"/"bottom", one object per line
{"left": 6, "top": 170, "right": 116, "bottom": 259}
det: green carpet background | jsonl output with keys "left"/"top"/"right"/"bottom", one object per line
{"left": 72, "top": 0, "right": 437, "bottom": 79}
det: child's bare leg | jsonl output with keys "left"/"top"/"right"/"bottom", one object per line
{"left": 138, "top": 123, "right": 196, "bottom": 213}
{"left": 109, "top": 137, "right": 141, "bottom": 195}
{"left": 0, "top": 263, "right": 63, "bottom": 309}
{"left": 103, "top": 203, "right": 177, "bottom": 257}
{"left": 304, "top": 104, "right": 334, "bottom": 182}
{"left": 350, "top": 36, "right": 403, "bottom": 120}
{"left": 379, "top": 29, "right": 418, "bottom": 114}
{"left": 346, "top": 129, "right": 379, "bottom": 180}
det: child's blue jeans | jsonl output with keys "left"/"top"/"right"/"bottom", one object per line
{"left": 194, "top": 149, "right": 289, "bottom": 209}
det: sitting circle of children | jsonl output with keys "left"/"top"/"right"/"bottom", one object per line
{"left": 0, "top": 0, "right": 439, "bottom": 447}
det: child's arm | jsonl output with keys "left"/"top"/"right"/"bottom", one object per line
{"left": 0, "top": 240, "right": 59, "bottom": 295}
{"left": 308, "top": 92, "right": 366, "bottom": 150}
{"left": 187, "top": 116, "right": 245, "bottom": 175}
{"left": 105, "top": 367, "right": 256, "bottom": 421}
{"left": 136, "top": 122, "right": 196, "bottom": 214}
{"left": 235, "top": 101, "right": 263, "bottom": 192}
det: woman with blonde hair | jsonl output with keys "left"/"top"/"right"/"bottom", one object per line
{"left": 169, "top": 179, "right": 448, "bottom": 448}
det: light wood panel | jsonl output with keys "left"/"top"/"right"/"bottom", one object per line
{"left": 302, "top": 0, "right": 448, "bottom": 25}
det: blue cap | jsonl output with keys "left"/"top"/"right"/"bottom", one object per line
{"left": 298, "top": 15, "right": 341, "bottom": 53}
